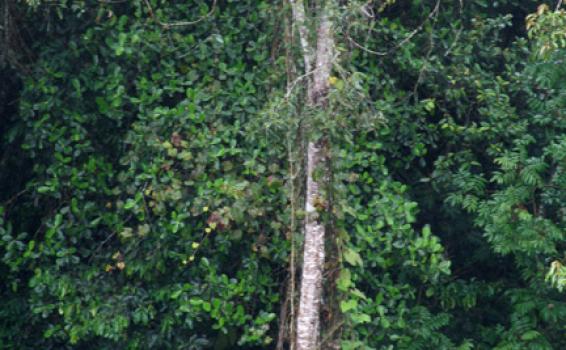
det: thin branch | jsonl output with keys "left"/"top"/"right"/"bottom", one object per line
{"left": 360, "top": 1, "right": 375, "bottom": 19}
{"left": 444, "top": 0, "right": 463, "bottom": 57}
{"left": 348, "top": 0, "right": 440, "bottom": 57}
{"left": 348, "top": 35, "right": 387, "bottom": 56}
{"left": 88, "top": 230, "right": 118, "bottom": 262}
{"left": 2, "top": 189, "right": 28, "bottom": 208}
{"left": 320, "top": 320, "right": 345, "bottom": 346}
{"left": 143, "top": 0, "right": 216, "bottom": 29}
{"left": 285, "top": 53, "right": 339, "bottom": 100}
{"left": 276, "top": 282, "right": 291, "bottom": 350}
{"left": 413, "top": 0, "right": 440, "bottom": 100}
{"left": 97, "top": 0, "right": 129, "bottom": 3}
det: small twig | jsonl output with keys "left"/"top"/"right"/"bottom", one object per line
{"left": 320, "top": 319, "right": 345, "bottom": 346}
{"left": 347, "top": 36, "right": 386, "bottom": 56}
{"left": 285, "top": 53, "right": 339, "bottom": 100}
{"left": 444, "top": 0, "right": 463, "bottom": 57}
{"left": 348, "top": 0, "right": 440, "bottom": 57}
{"left": 413, "top": 0, "right": 440, "bottom": 100}
{"left": 556, "top": 0, "right": 563, "bottom": 11}
{"left": 2, "top": 189, "right": 28, "bottom": 208}
{"left": 285, "top": 67, "right": 320, "bottom": 99}
{"left": 97, "top": 0, "right": 129, "bottom": 3}
{"left": 88, "top": 229, "right": 118, "bottom": 263}
{"left": 143, "top": 0, "right": 216, "bottom": 29}
{"left": 360, "top": 1, "right": 375, "bottom": 19}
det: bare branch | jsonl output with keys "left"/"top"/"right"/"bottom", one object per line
{"left": 143, "top": 0, "right": 216, "bottom": 28}
{"left": 445, "top": 0, "right": 463, "bottom": 57}
{"left": 348, "top": 0, "right": 440, "bottom": 57}
{"left": 285, "top": 53, "right": 339, "bottom": 100}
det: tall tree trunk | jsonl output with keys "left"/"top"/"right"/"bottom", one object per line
{"left": 289, "top": 1, "right": 334, "bottom": 349}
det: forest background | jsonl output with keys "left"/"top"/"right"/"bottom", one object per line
{"left": 2, "top": 0, "right": 566, "bottom": 349}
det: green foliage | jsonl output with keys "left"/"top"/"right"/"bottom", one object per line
{"left": 2, "top": 0, "right": 566, "bottom": 349}
{"left": 2, "top": 1, "right": 286, "bottom": 348}
{"left": 334, "top": 136, "right": 453, "bottom": 349}
{"left": 527, "top": 4, "right": 566, "bottom": 57}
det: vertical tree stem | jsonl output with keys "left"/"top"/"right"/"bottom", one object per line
{"left": 289, "top": 1, "right": 335, "bottom": 349}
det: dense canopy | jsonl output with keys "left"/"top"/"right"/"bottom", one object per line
{"left": 1, "top": 0, "right": 566, "bottom": 349}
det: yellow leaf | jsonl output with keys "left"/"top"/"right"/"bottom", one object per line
{"left": 537, "top": 4, "right": 549, "bottom": 15}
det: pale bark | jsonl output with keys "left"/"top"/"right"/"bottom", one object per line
{"left": 289, "top": 0, "right": 314, "bottom": 76}
{"left": 289, "top": 1, "right": 335, "bottom": 349}
{"left": 313, "top": 11, "right": 333, "bottom": 103}
{"left": 296, "top": 140, "right": 327, "bottom": 350}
